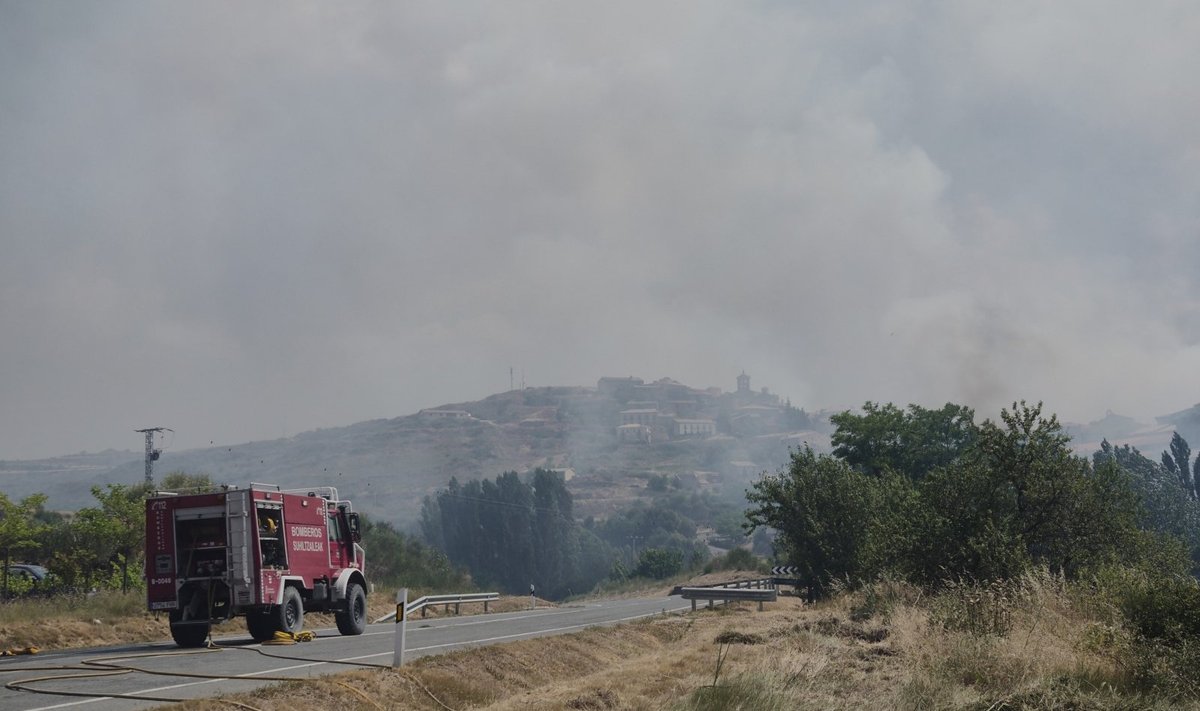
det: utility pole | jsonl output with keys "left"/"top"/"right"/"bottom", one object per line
{"left": 135, "top": 427, "right": 172, "bottom": 486}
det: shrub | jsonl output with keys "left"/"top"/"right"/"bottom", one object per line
{"left": 677, "top": 675, "right": 787, "bottom": 711}
{"left": 929, "top": 578, "right": 1020, "bottom": 637}
{"left": 1091, "top": 566, "right": 1200, "bottom": 699}
{"left": 634, "top": 548, "right": 683, "bottom": 579}
{"left": 1097, "top": 568, "right": 1200, "bottom": 643}
{"left": 849, "top": 577, "right": 920, "bottom": 622}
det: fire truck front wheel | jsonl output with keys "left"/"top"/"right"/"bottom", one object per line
{"left": 335, "top": 581, "right": 367, "bottom": 636}
{"left": 275, "top": 586, "right": 305, "bottom": 635}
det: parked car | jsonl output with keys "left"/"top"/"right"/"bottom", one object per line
{"left": 4, "top": 564, "right": 53, "bottom": 596}
{"left": 7, "top": 564, "right": 49, "bottom": 582}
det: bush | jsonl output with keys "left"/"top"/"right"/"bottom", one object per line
{"left": 1098, "top": 568, "right": 1200, "bottom": 643}
{"left": 848, "top": 577, "right": 920, "bottom": 622}
{"left": 929, "top": 578, "right": 1021, "bottom": 637}
{"left": 1091, "top": 566, "right": 1200, "bottom": 699}
{"left": 677, "top": 675, "right": 787, "bottom": 711}
{"left": 634, "top": 548, "right": 683, "bottom": 579}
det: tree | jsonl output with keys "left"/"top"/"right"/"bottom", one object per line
{"left": 890, "top": 460, "right": 1029, "bottom": 583}
{"left": 595, "top": 500, "right": 706, "bottom": 568}
{"left": 745, "top": 446, "right": 876, "bottom": 598}
{"left": 0, "top": 493, "right": 48, "bottom": 598}
{"left": 1195, "top": 453, "right": 1200, "bottom": 502}
{"left": 532, "top": 469, "right": 578, "bottom": 599}
{"left": 158, "top": 471, "right": 214, "bottom": 492}
{"left": 419, "top": 495, "right": 444, "bottom": 552}
{"left": 495, "top": 471, "right": 535, "bottom": 591}
{"left": 1161, "top": 451, "right": 1177, "bottom": 474}
{"left": 1161, "top": 432, "right": 1197, "bottom": 501}
{"left": 782, "top": 403, "right": 813, "bottom": 431}
{"left": 76, "top": 484, "right": 149, "bottom": 593}
{"left": 359, "top": 515, "right": 468, "bottom": 589}
{"left": 968, "top": 402, "right": 1140, "bottom": 575}
{"left": 749, "top": 402, "right": 1151, "bottom": 596}
{"left": 1096, "top": 439, "right": 1200, "bottom": 571}
{"left": 633, "top": 548, "right": 683, "bottom": 579}
{"left": 830, "top": 402, "right": 976, "bottom": 479}
{"left": 424, "top": 470, "right": 601, "bottom": 599}
{"left": 712, "top": 509, "right": 748, "bottom": 542}
{"left": 39, "top": 516, "right": 101, "bottom": 591}
{"left": 572, "top": 528, "right": 615, "bottom": 593}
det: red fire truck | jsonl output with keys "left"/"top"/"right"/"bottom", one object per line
{"left": 145, "top": 483, "right": 368, "bottom": 647}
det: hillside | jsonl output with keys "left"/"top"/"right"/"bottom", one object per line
{"left": 0, "top": 377, "right": 830, "bottom": 525}
{"left": 4, "top": 379, "right": 1189, "bottom": 526}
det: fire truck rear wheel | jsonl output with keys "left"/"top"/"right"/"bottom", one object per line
{"left": 335, "top": 582, "right": 367, "bottom": 636}
{"left": 276, "top": 586, "right": 304, "bottom": 635}
{"left": 246, "top": 610, "right": 275, "bottom": 642}
{"left": 169, "top": 608, "right": 211, "bottom": 648}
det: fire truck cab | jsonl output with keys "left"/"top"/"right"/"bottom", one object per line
{"left": 145, "top": 483, "right": 368, "bottom": 647}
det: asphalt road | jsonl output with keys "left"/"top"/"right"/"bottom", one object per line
{"left": 0, "top": 596, "right": 692, "bottom": 710}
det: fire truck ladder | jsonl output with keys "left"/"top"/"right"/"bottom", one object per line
{"left": 225, "top": 490, "right": 254, "bottom": 607}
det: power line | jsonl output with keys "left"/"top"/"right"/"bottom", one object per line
{"left": 432, "top": 491, "right": 576, "bottom": 524}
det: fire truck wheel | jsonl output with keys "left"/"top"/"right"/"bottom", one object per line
{"left": 246, "top": 611, "right": 276, "bottom": 642}
{"left": 276, "top": 586, "right": 305, "bottom": 635}
{"left": 335, "top": 582, "right": 367, "bottom": 636}
{"left": 169, "top": 608, "right": 210, "bottom": 648}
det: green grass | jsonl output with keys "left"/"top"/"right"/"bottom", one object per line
{"left": 675, "top": 676, "right": 789, "bottom": 711}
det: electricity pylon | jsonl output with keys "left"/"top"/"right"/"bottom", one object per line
{"left": 135, "top": 427, "right": 172, "bottom": 486}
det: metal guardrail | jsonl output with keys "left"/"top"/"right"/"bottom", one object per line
{"left": 678, "top": 585, "right": 778, "bottom": 611}
{"left": 669, "top": 577, "right": 776, "bottom": 595}
{"left": 669, "top": 576, "right": 783, "bottom": 612}
{"left": 373, "top": 592, "right": 500, "bottom": 623}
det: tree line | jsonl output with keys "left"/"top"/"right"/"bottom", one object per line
{"left": 1, "top": 481, "right": 147, "bottom": 597}
{"left": 746, "top": 401, "right": 1200, "bottom": 598}
{"left": 419, "top": 470, "right": 612, "bottom": 599}
{"left": 419, "top": 470, "right": 757, "bottom": 598}
{"left": 0, "top": 471, "right": 461, "bottom": 598}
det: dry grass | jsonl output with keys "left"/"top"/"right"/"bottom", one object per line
{"left": 0, "top": 591, "right": 168, "bottom": 650}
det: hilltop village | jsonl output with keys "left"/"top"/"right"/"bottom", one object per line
{"left": 602, "top": 372, "right": 796, "bottom": 443}
{"left": 412, "top": 373, "right": 821, "bottom": 521}
{"left": 421, "top": 372, "right": 814, "bottom": 444}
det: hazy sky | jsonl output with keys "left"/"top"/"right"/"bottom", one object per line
{"left": 2, "top": 1, "right": 1198, "bottom": 459}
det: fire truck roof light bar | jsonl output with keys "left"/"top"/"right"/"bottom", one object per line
{"left": 281, "top": 486, "right": 339, "bottom": 501}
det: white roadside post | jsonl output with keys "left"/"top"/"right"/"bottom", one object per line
{"left": 393, "top": 587, "right": 409, "bottom": 668}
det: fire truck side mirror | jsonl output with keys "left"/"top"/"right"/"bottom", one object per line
{"left": 347, "top": 512, "right": 361, "bottom": 543}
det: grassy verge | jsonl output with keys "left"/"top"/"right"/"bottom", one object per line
{"left": 0, "top": 591, "right": 160, "bottom": 650}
